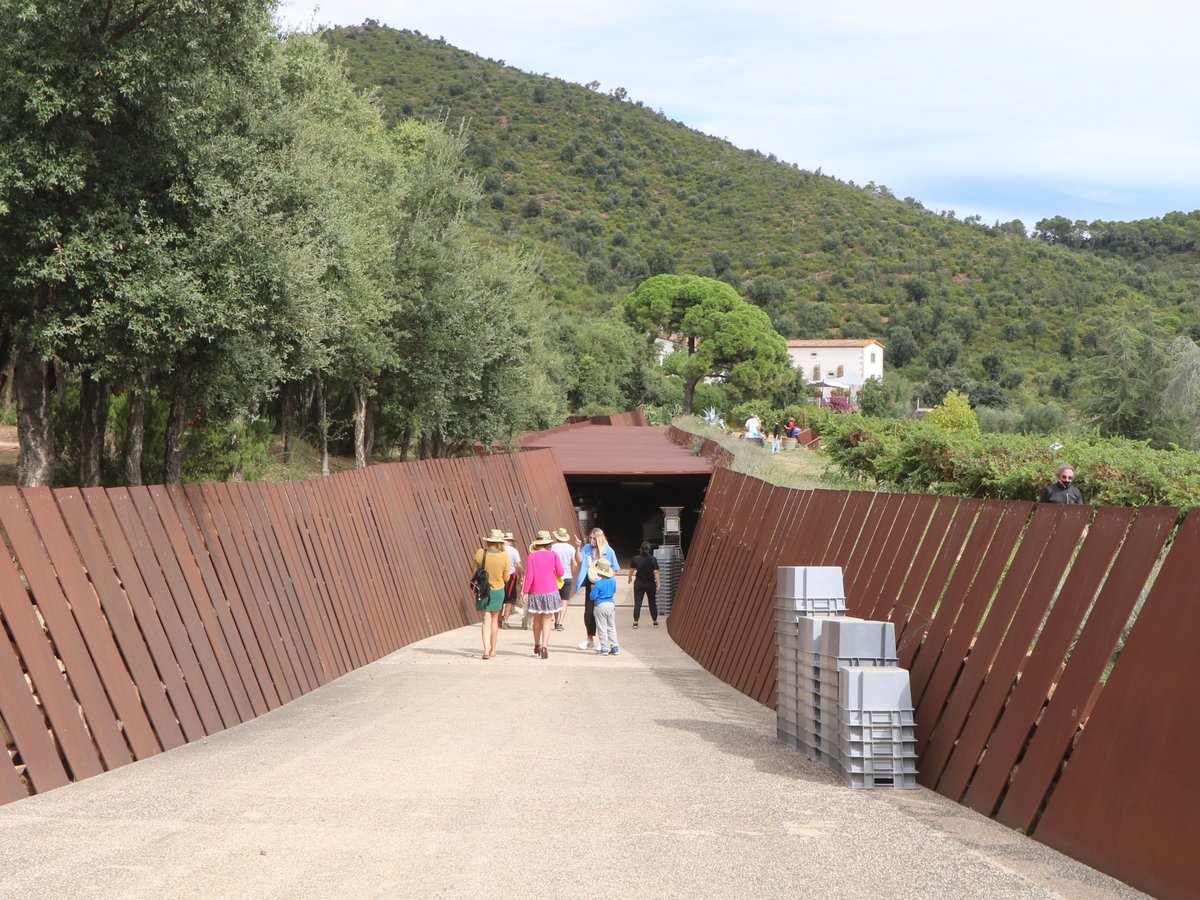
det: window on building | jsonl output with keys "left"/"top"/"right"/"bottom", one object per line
{"left": 836, "top": 364, "right": 844, "bottom": 377}
{"left": 870, "top": 352, "right": 876, "bottom": 364}
{"left": 812, "top": 365, "right": 820, "bottom": 381}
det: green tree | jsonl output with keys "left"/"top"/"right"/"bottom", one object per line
{"left": 623, "top": 274, "right": 789, "bottom": 412}
{"left": 924, "top": 390, "right": 980, "bottom": 437}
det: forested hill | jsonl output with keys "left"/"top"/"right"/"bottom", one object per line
{"left": 325, "top": 22, "right": 1200, "bottom": 406}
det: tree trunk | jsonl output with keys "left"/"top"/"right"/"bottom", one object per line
{"left": 79, "top": 374, "right": 110, "bottom": 487}
{"left": 15, "top": 344, "right": 54, "bottom": 487}
{"left": 315, "top": 373, "right": 329, "bottom": 477}
{"left": 280, "top": 382, "right": 295, "bottom": 465}
{"left": 682, "top": 375, "right": 699, "bottom": 415}
{"left": 398, "top": 426, "right": 411, "bottom": 462}
{"left": 163, "top": 377, "right": 186, "bottom": 485}
{"left": 123, "top": 372, "right": 148, "bottom": 485}
{"left": 353, "top": 382, "right": 369, "bottom": 469}
{"left": 364, "top": 396, "right": 375, "bottom": 462}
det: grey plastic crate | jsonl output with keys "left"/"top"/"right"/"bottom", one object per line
{"left": 815, "top": 653, "right": 899, "bottom": 672}
{"left": 839, "top": 738, "right": 918, "bottom": 760}
{"left": 839, "top": 754, "right": 919, "bottom": 776}
{"left": 777, "top": 566, "right": 845, "bottom": 600}
{"left": 822, "top": 619, "right": 898, "bottom": 660}
{"left": 794, "top": 615, "right": 863, "bottom": 654}
{"left": 841, "top": 770, "right": 918, "bottom": 789}
{"left": 839, "top": 666, "right": 914, "bottom": 711}
{"left": 841, "top": 707, "right": 916, "bottom": 727}
{"left": 841, "top": 723, "right": 917, "bottom": 744}
{"left": 775, "top": 596, "right": 849, "bottom": 615}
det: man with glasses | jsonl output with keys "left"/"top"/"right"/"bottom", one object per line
{"left": 1041, "top": 464, "right": 1083, "bottom": 504}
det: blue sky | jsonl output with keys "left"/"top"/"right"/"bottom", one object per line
{"left": 276, "top": 0, "right": 1200, "bottom": 229}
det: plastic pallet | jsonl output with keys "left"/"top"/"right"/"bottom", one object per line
{"left": 839, "top": 666, "right": 914, "bottom": 711}
{"left": 822, "top": 619, "right": 898, "bottom": 660}
{"left": 841, "top": 770, "right": 919, "bottom": 789}
{"left": 777, "top": 566, "right": 845, "bottom": 600}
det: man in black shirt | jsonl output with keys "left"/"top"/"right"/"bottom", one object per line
{"left": 1040, "top": 464, "right": 1083, "bottom": 504}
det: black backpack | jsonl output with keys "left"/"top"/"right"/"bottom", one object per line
{"left": 471, "top": 550, "right": 490, "bottom": 602}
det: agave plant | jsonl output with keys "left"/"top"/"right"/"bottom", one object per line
{"left": 701, "top": 406, "right": 726, "bottom": 429}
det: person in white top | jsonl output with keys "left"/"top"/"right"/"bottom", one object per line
{"left": 501, "top": 532, "right": 523, "bottom": 628}
{"left": 745, "top": 413, "right": 762, "bottom": 437}
{"left": 549, "top": 527, "right": 576, "bottom": 632}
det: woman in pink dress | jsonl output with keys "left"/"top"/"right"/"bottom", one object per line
{"left": 522, "top": 530, "right": 565, "bottom": 659}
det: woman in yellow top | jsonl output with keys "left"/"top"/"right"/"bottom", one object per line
{"left": 474, "top": 529, "right": 513, "bottom": 659}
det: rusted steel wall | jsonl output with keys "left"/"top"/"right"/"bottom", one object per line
{"left": 0, "top": 449, "right": 577, "bottom": 807}
{"left": 668, "top": 466, "right": 1197, "bottom": 899}
{"left": 666, "top": 425, "right": 734, "bottom": 467}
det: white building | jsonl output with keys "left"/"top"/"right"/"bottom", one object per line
{"left": 786, "top": 339, "right": 885, "bottom": 395}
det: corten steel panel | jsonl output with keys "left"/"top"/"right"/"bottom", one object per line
{"left": 82, "top": 488, "right": 208, "bottom": 742}
{"left": 672, "top": 469, "right": 745, "bottom": 667}
{"left": 389, "top": 462, "right": 454, "bottom": 637}
{"left": 963, "top": 507, "right": 1135, "bottom": 817}
{"left": 0, "top": 507, "right": 105, "bottom": 781}
{"left": 209, "top": 480, "right": 307, "bottom": 700}
{"left": 62, "top": 487, "right": 186, "bottom": 753}
{"left": 204, "top": 487, "right": 304, "bottom": 705}
{"left": 0, "top": 488, "right": 133, "bottom": 770}
{"left": 843, "top": 492, "right": 902, "bottom": 605}
{"left": 852, "top": 493, "right": 914, "bottom": 620}
{"left": 521, "top": 424, "right": 713, "bottom": 476}
{"left": 897, "top": 499, "right": 980, "bottom": 665}
{"left": 725, "top": 482, "right": 790, "bottom": 702}
{"left": 129, "top": 485, "right": 244, "bottom": 728}
{"left": 936, "top": 505, "right": 1091, "bottom": 802}
{"left": 821, "top": 491, "right": 875, "bottom": 569}
{"left": 183, "top": 484, "right": 290, "bottom": 707}
{"left": 762, "top": 488, "right": 814, "bottom": 709}
{"left": 292, "top": 479, "right": 371, "bottom": 671}
{"left": 366, "top": 467, "right": 441, "bottom": 643}
{"left": 865, "top": 494, "right": 938, "bottom": 623}
{"left": 996, "top": 505, "right": 1177, "bottom": 833}
{"left": 166, "top": 485, "right": 272, "bottom": 715}
{"left": 23, "top": 488, "right": 161, "bottom": 760}
{"left": 252, "top": 484, "right": 340, "bottom": 686}
{"left": 230, "top": 481, "right": 324, "bottom": 688}
{"left": 107, "top": 488, "right": 226, "bottom": 733}
{"left": 709, "top": 477, "right": 770, "bottom": 691}
{"left": 0, "top": 592, "right": 71, "bottom": 795}
{"left": 916, "top": 501, "right": 1033, "bottom": 764}
{"left": 316, "top": 475, "right": 390, "bottom": 661}
{"left": 283, "top": 480, "right": 364, "bottom": 672}
{"left": 260, "top": 479, "right": 341, "bottom": 684}
{"left": 255, "top": 479, "right": 341, "bottom": 674}
{"left": 921, "top": 504, "right": 1071, "bottom": 789}
{"left": 906, "top": 500, "right": 1004, "bottom": 707}
{"left": 138, "top": 486, "right": 254, "bottom": 724}
{"left": 1033, "top": 509, "right": 1200, "bottom": 900}
{"left": 343, "top": 472, "right": 410, "bottom": 649}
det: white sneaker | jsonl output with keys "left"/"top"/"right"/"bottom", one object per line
{"left": 578, "top": 640, "right": 592, "bottom": 651}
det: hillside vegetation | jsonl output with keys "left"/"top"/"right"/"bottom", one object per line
{"left": 327, "top": 22, "right": 1200, "bottom": 414}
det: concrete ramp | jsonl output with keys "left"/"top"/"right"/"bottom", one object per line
{"left": 0, "top": 593, "right": 1142, "bottom": 898}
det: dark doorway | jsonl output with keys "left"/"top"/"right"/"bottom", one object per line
{"left": 564, "top": 474, "right": 709, "bottom": 563}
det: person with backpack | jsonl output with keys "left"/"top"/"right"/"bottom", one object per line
{"left": 473, "top": 529, "right": 512, "bottom": 659}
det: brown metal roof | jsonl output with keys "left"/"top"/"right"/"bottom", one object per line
{"left": 520, "top": 423, "right": 713, "bottom": 476}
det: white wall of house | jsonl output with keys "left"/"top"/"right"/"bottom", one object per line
{"left": 786, "top": 340, "right": 885, "bottom": 384}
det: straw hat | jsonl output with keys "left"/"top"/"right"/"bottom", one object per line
{"left": 589, "top": 558, "right": 615, "bottom": 580}
{"left": 483, "top": 528, "right": 506, "bottom": 544}
{"left": 552, "top": 527, "right": 570, "bottom": 542}
{"left": 503, "top": 531, "right": 514, "bottom": 541}
{"left": 529, "top": 530, "right": 553, "bottom": 551}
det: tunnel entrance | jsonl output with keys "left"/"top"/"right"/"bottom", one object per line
{"left": 564, "top": 474, "right": 709, "bottom": 563}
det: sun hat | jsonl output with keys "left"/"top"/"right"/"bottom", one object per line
{"left": 552, "top": 527, "right": 570, "bottom": 542}
{"left": 589, "top": 558, "right": 615, "bottom": 581}
{"left": 483, "top": 528, "right": 506, "bottom": 544}
{"left": 503, "top": 531, "right": 514, "bottom": 541}
{"left": 530, "top": 530, "right": 553, "bottom": 547}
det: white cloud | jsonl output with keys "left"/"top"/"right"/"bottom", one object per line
{"left": 276, "top": 0, "right": 1200, "bottom": 224}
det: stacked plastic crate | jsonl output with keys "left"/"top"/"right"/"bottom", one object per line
{"left": 774, "top": 566, "right": 850, "bottom": 764}
{"left": 775, "top": 566, "right": 918, "bottom": 789}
